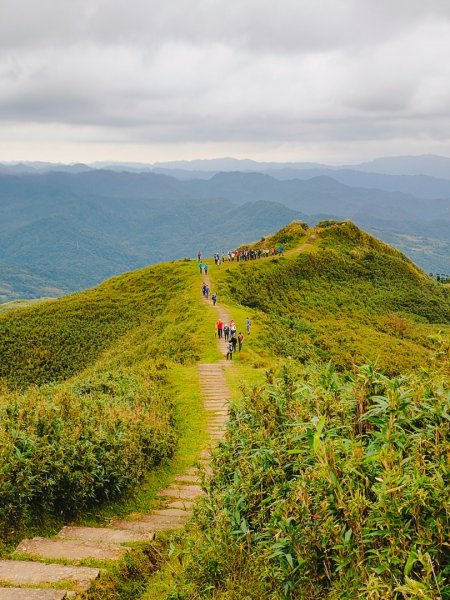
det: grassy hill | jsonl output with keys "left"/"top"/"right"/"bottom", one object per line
{"left": 166, "top": 222, "right": 450, "bottom": 600}
{"left": 0, "top": 221, "right": 449, "bottom": 597}
{"left": 215, "top": 221, "right": 450, "bottom": 375}
{"left": 0, "top": 258, "right": 213, "bottom": 541}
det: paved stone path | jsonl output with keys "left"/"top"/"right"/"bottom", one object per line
{"left": 0, "top": 276, "right": 232, "bottom": 599}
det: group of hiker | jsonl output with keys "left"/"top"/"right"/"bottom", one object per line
{"left": 201, "top": 282, "right": 217, "bottom": 305}
{"left": 197, "top": 250, "right": 252, "bottom": 360}
{"left": 198, "top": 245, "right": 284, "bottom": 271}
{"left": 225, "top": 246, "right": 283, "bottom": 261}
{"left": 216, "top": 317, "right": 251, "bottom": 360}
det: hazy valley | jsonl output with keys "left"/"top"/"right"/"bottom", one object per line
{"left": 1, "top": 155, "right": 450, "bottom": 301}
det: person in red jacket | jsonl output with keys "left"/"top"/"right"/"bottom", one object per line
{"left": 217, "top": 319, "right": 223, "bottom": 338}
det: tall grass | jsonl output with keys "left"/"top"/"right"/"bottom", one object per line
{"left": 179, "top": 362, "right": 450, "bottom": 599}
{"left": 0, "top": 365, "right": 175, "bottom": 539}
{"left": 0, "top": 260, "right": 204, "bottom": 539}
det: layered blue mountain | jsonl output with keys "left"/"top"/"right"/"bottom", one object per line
{"left": 0, "top": 166, "right": 449, "bottom": 300}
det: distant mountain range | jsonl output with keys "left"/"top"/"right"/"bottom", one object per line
{"left": 0, "top": 155, "right": 449, "bottom": 300}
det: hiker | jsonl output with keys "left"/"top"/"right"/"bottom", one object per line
{"left": 229, "top": 320, "right": 236, "bottom": 337}
{"left": 217, "top": 319, "right": 223, "bottom": 338}
{"left": 246, "top": 317, "right": 251, "bottom": 334}
{"left": 197, "top": 251, "right": 202, "bottom": 261}
{"left": 238, "top": 332, "right": 244, "bottom": 351}
{"left": 279, "top": 244, "right": 284, "bottom": 255}
{"left": 231, "top": 333, "right": 237, "bottom": 352}
{"left": 211, "top": 292, "right": 217, "bottom": 305}
{"left": 205, "top": 285, "right": 210, "bottom": 298}
{"left": 223, "top": 324, "right": 230, "bottom": 341}
{"left": 226, "top": 340, "right": 234, "bottom": 360}
{"left": 198, "top": 261, "right": 203, "bottom": 274}
{"left": 201, "top": 283, "right": 206, "bottom": 296}
{"left": 204, "top": 263, "right": 209, "bottom": 275}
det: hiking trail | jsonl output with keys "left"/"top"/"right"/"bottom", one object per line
{"left": 0, "top": 274, "right": 232, "bottom": 599}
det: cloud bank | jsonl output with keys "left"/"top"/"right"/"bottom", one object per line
{"left": 1, "top": 0, "right": 450, "bottom": 162}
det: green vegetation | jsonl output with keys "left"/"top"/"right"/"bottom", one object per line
{"left": 239, "top": 221, "right": 309, "bottom": 251}
{"left": 160, "top": 222, "right": 450, "bottom": 599}
{"left": 177, "top": 362, "right": 450, "bottom": 599}
{"left": 0, "top": 260, "right": 208, "bottom": 541}
{"left": 215, "top": 222, "right": 450, "bottom": 375}
{"left": 1, "top": 220, "right": 449, "bottom": 598}
{"left": 0, "top": 365, "right": 174, "bottom": 540}
{"left": 82, "top": 540, "right": 167, "bottom": 600}
{"left": 0, "top": 264, "right": 200, "bottom": 389}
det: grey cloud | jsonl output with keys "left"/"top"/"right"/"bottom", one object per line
{"left": 0, "top": 0, "right": 450, "bottom": 160}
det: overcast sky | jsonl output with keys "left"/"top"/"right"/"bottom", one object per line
{"left": 1, "top": 0, "right": 450, "bottom": 164}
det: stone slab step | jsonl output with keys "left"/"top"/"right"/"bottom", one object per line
{"left": 204, "top": 399, "right": 228, "bottom": 403}
{"left": 0, "top": 590, "right": 71, "bottom": 600}
{"left": 111, "top": 513, "right": 187, "bottom": 532}
{"left": 167, "top": 500, "right": 195, "bottom": 510}
{"left": 58, "top": 525, "right": 153, "bottom": 544}
{"left": 153, "top": 508, "right": 190, "bottom": 517}
{"left": 157, "top": 485, "right": 204, "bottom": 500}
{"left": 201, "top": 384, "right": 226, "bottom": 387}
{"left": 204, "top": 400, "right": 228, "bottom": 405}
{"left": 174, "top": 474, "right": 201, "bottom": 483}
{"left": 0, "top": 561, "right": 99, "bottom": 591}
{"left": 202, "top": 384, "right": 228, "bottom": 387}
{"left": 185, "top": 467, "right": 199, "bottom": 475}
{"left": 15, "top": 537, "right": 126, "bottom": 562}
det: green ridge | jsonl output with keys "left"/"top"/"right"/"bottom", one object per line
{"left": 156, "top": 221, "right": 450, "bottom": 600}
{"left": 0, "top": 221, "right": 449, "bottom": 599}
{"left": 0, "top": 259, "right": 213, "bottom": 545}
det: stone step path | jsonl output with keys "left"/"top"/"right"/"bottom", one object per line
{"left": 0, "top": 561, "right": 98, "bottom": 595}
{"left": 0, "top": 590, "right": 75, "bottom": 600}
{"left": 0, "top": 278, "right": 234, "bottom": 597}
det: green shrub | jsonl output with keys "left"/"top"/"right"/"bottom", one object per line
{"left": 0, "top": 260, "right": 203, "bottom": 537}
{"left": 182, "top": 363, "right": 450, "bottom": 599}
{"left": 0, "top": 366, "right": 175, "bottom": 537}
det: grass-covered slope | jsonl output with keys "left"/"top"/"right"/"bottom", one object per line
{"left": 166, "top": 222, "right": 450, "bottom": 600}
{"left": 0, "top": 263, "right": 198, "bottom": 389}
{"left": 217, "top": 221, "right": 450, "bottom": 374}
{"left": 0, "top": 260, "right": 206, "bottom": 540}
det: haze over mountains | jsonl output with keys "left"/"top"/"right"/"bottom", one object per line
{"left": 1, "top": 154, "right": 449, "bottom": 301}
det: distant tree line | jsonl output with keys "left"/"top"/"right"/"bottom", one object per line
{"left": 430, "top": 272, "right": 450, "bottom": 283}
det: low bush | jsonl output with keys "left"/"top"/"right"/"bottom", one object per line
{"left": 0, "top": 366, "right": 175, "bottom": 538}
{"left": 181, "top": 363, "right": 450, "bottom": 599}
{"left": 0, "top": 260, "right": 203, "bottom": 538}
